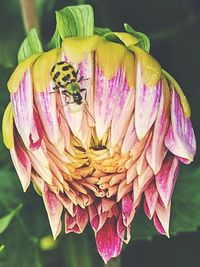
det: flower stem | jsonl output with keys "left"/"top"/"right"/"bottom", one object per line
{"left": 105, "top": 257, "right": 121, "bottom": 267}
{"left": 20, "top": 0, "right": 39, "bottom": 34}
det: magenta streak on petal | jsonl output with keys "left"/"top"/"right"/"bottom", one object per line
{"left": 65, "top": 211, "right": 80, "bottom": 234}
{"left": 43, "top": 186, "right": 63, "bottom": 239}
{"left": 111, "top": 78, "right": 135, "bottom": 146}
{"left": 121, "top": 115, "right": 137, "bottom": 154}
{"left": 11, "top": 69, "right": 39, "bottom": 149}
{"left": 146, "top": 83, "right": 169, "bottom": 174}
{"left": 155, "top": 155, "right": 180, "bottom": 208}
{"left": 153, "top": 200, "right": 171, "bottom": 237}
{"left": 10, "top": 137, "right": 31, "bottom": 192}
{"left": 144, "top": 181, "right": 158, "bottom": 219}
{"left": 96, "top": 217, "right": 123, "bottom": 263}
{"left": 88, "top": 204, "right": 108, "bottom": 232}
{"left": 34, "top": 80, "right": 62, "bottom": 146}
{"left": 76, "top": 206, "right": 89, "bottom": 233}
{"left": 122, "top": 193, "right": 136, "bottom": 226}
{"left": 135, "top": 63, "right": 161, "bottom": 140}
{"left": 29, "top": 108, "right": 43, "bottom": 150}
{"left": 165, "top": 88, "right": 196, "bottom": 162}
{"left": 94, "top": 67, "right": 123, "bottom": 140}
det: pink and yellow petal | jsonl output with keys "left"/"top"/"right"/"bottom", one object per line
{"left": 43, "top": 186, "right": 63, "bottom": 239}
{"left": 146, "top": 78, "right": 170, "bottom": 174}
{"left": 135, "top": 62, "right": 161, "bottom": 140}
{"left": 165, "top": 87, "right": 196, "bottom": 162}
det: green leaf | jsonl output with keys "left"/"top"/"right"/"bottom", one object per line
{"left": 170, "top": 167, "right": 200, "bottom": 235}
{"left": 0, "top": 216, "right": 42, "bottom": 267}
{"left": 124, "top": 23, "right": 150, "bottom": 52}
{"left": 56, "top": 5, "right": 94, "bottom": 39}
{"left": 0, "top": 245, "right": 5, "bottom": 253}
{"left": 132, "top": 166, "right": 200, "bottom": 241}
{"left": 94, "top": 27, "right": 111, "bottom": 36}
{"left": 0, "top": 204, "right": 22, "bottom": 234}
{"left": 47, "top": 27, "right": 61, "bottom": 49}
{"left": 18, "top": 28, "right": 43, "bottom": 63}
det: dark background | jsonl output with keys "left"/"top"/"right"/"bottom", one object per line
{"left": 0, "top": 1, "right": 199, "bottom": 267}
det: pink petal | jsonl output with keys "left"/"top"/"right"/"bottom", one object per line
{"left": 10, "top": 137, "right": 31, "bottom": 192}
{"left": 34, "top": 81, "right": 63, "bottom": 147}
{"left": 117, "top": 215, "right": 131, "bottom": 244}
{"left": 65, "top": 212, "right": 80, "bottom": 234}
{"left": 122, "top": 193, "right": 136, "bottom": 226}
{"left": 165, "top": 88, "right": 196, "bottom": 162}
{"left": 121, "top": 115, "right": 137, "bottom": 154}
{"left": 88, "top": 203, "right": 108, "bottom": 232}
{"left": 111, "top": 79, "right": 135, "bottom": 146}
{"left": 143, "top": 181, "right": 158, "bottom": 219}
{"left": 65, "top": 206, "right": 88, "bottom": 234}
{"left": 96, "top": 217, "right": 123, "bottom": 263}
{"left": 135, "top": 63, "right": 161, "bottom": 140}
{"left": 146, "top": 80, "right": 169, "bottom": 174}
{"left": 94, "top": 67, "right": 123, "bottom": 140}
{"left": 155, "top": 155, "right": 180, "bottom": 208}
{"left": 11, "top": 70, "right": 41, "bottom": 149}
{"left": 76, "top": 206, "right": 88, "bottom": 233}
{"left": 153, "top": 201, "right": 171, "bottom": 237}
{"left": 43, "top": 186, "right": 63, "bottom": 239}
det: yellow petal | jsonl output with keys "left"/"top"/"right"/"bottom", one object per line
{"left": 162, "top": 69, "right": 191, "bottom": 118}
{"left": 129, "top": 45, "right": 161, "bottom": 87}
{"left": 2, "top": 102, "right": 14, "bottom": 149}
{"left": 124, "top": 51, "right": 135, "bottom": 89}
{"left": 62, "top": 35, "right": 102, "bottom": 63}
{"left": 96, "top": 40, "right": 126, "bottom": 80}
{"left": 105, "top": 32, "right": 139, "bottom": 47}
{"left": 33, "top": 48, "right": 61, "bottom": 92}
{"left": 7, "top": 54, "right": 41, "bottom": 93}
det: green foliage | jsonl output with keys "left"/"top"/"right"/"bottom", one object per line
{"left": 18, "top": 28, "right": 43, "bottom": 63}
{"left": 0, "top": 204, "right": 22, "bottom": 234}
{"left": 56, "top": 5, "right": 94, "bottom": 39}
{"left": 124, "top": 23, "right": 150, "bottom": 52}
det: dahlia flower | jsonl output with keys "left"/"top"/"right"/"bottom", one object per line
{"left": 2, "top": 10, "right": 196, "bottom": 263}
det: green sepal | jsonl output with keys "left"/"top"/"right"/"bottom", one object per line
{"left": 56, "top": 5, "right": 94, "bottom": 40}
{"left": 0, "top": 204, "right": 22, "bottom": 234}
{"left": 0, "top": 245, "right": 5, "bottom": 253}
{"left": 124, "top": 23, "right": 150, "bottom": 52}
{"left": 18, "top": 28, "right": 43, "bottom": 63}
{"left": 47, "top": 27, "right": 61, "bottom": 50}
{"left": 94, "top": 27, "right": 111, "bottom": 36}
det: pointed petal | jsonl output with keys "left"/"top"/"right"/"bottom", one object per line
{"left": 43, "top": 186, "right": 63, "bottom": 239}
{"left": 146, "top": 78, "right": 170, "bottom": 174}
{"left": 155, "top": 155, "right": 180, "bottom": 208}
{"left": 65, "top": 211, "right": 80, "bottom": 234}
{"left": 153, "top": 201, "right": 171, "bottom": 237}
{"left": 96, "top": 217, "right": 123, "bottom": 263}
{"left": 135, "top": 63, "right": 161, "bottom": 140}
{"left": 122, "top": 193, "right": 136, "bottom": 226}
{"left": 144, "top": 181, "right": 158, "bottom": 219}
{"left": 76, "top": 206, "right": 88, "bottom": 233}
{"left": 165, "top": 87, "right": 196, "bottom": 162}
{"left": 10, "top": 139, "right": 31, "bottom": 192}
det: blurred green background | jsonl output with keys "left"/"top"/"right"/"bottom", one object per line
{"left": 0, "top": 0, "right": 199, "bottom": 267}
